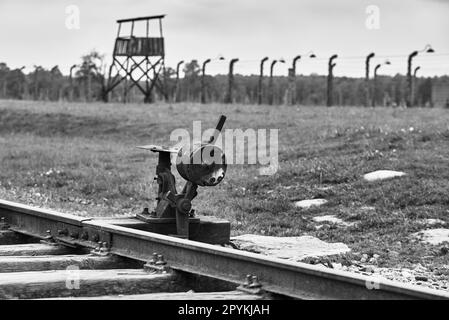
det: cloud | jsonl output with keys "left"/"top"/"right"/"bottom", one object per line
{"left": 0, "top": 0, "right": 447, "bottom": 77}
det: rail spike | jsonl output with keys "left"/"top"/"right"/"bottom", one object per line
{"left": 237, "top": 274, "right": 265, "bottom": 296}
{"left": 144, "top": 253, "right": 171, "bottom": 274}
{"left": 39, "top": 230, "right": 58, "bottom": 246}
{"left": 0, "top": 217, "right": 9, "bottom": 230}
{"left": 90, "top": 241, "right": 110, "bottom": 256}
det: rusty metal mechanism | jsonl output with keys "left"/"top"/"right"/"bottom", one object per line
{"left": 136, "top": 115, "right": 229, "bottom": 241}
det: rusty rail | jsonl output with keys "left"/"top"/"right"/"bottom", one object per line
{"left": 1, "top": 199, "right": 448, "bottom": 300}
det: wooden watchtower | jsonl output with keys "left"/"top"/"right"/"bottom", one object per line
{"left": 105, "top": 15, "right": 167, "bottom": 103}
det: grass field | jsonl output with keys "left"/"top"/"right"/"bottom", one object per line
{"left": 1, "top": 99, "right": 449, "bottom": 271}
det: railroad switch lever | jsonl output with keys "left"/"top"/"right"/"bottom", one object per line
{"left": 136, "top": 115, "right": 228, "bottom": 240}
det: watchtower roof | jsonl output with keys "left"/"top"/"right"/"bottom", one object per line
{"left": 116, "top": 15, "right": 166, "bottom": 24}
{"left": 113, "top": 14, "right": 166, "bottom": 57}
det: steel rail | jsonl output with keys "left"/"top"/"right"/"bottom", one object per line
{"left": 1, "top": 199, "right": 449, "bottom": 300}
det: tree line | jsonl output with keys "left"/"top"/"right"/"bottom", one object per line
{"left": 0, "top": 51, "right": 446, "bottom": 107}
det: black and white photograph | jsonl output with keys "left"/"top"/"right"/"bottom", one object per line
{"left": 0, "top": 0, "right": 448, "bottom": 307}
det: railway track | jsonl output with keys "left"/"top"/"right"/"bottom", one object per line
{"left": 0, "top": 198, "right": 448, "bottom": 300}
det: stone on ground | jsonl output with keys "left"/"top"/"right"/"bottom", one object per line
{"left": 295, "top": 199, "right": 327, "bottom": 209}
{"left": 417, "top": 219, "right": 446, "bottom": 226}
{"left": 413, "top": 229, "right": 449, "bottom": 245}
{"left": 363, "top": 170, "right": 406, "bottom": 182}
{"left": 231, "top": 234, "right": 350, "bottom": 261}
{"left": 312, "top": 215, "right": 355, "bottom": 227}
{"left": 425, "top": 219, "right": 446, "bottom": 226}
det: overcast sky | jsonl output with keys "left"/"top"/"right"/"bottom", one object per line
{"left": 0, "top": 0, "right": 448, "bottom": 77}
